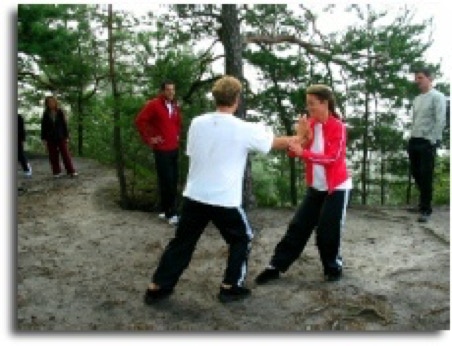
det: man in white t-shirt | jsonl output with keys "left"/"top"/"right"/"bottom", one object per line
{"left": 144, "top": 75, "right": 299, "bottom": 304}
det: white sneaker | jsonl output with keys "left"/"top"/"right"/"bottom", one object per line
{"left": 158, "top": 213, "right": 166, "bottom": 220}
{"left": 168, "top": 215, "right": 179, "bottom": 226}
{"left": 53, "top": 173, "right": 63, "bottom": 178}
{"left": 23, "top": 164, "right": 32, "bottom": 178}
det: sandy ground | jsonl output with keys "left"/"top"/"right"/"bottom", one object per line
{"left": 16, "top": 156, "right": 450, "bottom": 332}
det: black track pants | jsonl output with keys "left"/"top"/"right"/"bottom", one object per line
{"left": 151, "top": 197, "right": 254, "bottom": 289}
{"left": 270, "top": 187, "right": 350, "bottom": 276}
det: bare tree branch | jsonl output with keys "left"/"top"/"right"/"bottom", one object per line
{"left": 182, "top": 76, "right": 220, "bottom": 104}
{"left": 18, "top": 71, "right": 56, "bottom": 91}
{"left": 197, "top": 39, "right": 221, "bottom": 62}
{"left": 245, "top": 34, "right": 364, "bottom": 74}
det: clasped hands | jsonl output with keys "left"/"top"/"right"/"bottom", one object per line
{"left": 149, "top": 136, "right": 164, "bottom": 145}
{"left": 287, "top": 114, "right": 312, "bottom": 156}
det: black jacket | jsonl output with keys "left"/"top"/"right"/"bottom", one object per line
{"left": 40, "top": 109, "right": 69, "bottom": 143}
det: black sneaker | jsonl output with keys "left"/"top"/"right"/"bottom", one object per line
{"left": 144, "top": 287, "right": 173, "bottom": 304}
{"left": 218, "top": 285, "right": 251, "bottom": 303}
{"left": 417, "top": 212, "right": 431, "bottom": 223}
{"left": 255, "top": 267, "right": 280, "bottom": 285}
{"left": 325, "top": 269, "right": 342, "bottom": 282}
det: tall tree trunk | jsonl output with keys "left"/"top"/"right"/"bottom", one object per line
{"left": 268, "top": 74, "right": 297, "bottom": 206}
{"left": 380, "top": 151, "right": 385, "bottom": 205}
{"left": 220, "top": 4, "right": 254, "bottom": 209}
{"left": 406, "top": 169, "right": 412, "bottom": 204}
{"left": 108, "top": 4, "right": 128, "bottom": 207}
{"left": 76, "top": 43, "right": 84, "bottom": 156}
{"left": 77, "top": 91, "right": 83, "bottom": 156}
{"left": 361, "top": 90, "right": 369, "bottom": 205}
{"left": 376, "top": 98, "right": 385, "bottom": 206}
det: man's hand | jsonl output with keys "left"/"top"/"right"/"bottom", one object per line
{"left": 288, "top": 138, "right": 304, "bottom": 156}
{"left": 149, "top": 136, "right": 164, "bottom": 145}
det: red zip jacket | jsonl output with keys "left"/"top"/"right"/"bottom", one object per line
{"left": 291, "top": 114, "right": 349, "bottom": 193}
{"left": 135, "top": 94, "right": 182, "bottom": 151}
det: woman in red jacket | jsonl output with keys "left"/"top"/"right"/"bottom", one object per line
{"left": 255, "top": 84, "right": 352, "bottom": 283}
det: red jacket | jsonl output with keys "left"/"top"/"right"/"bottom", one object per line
{"left": 291, "top": 115, "right": 350, "bottom": 193}
{"left": 135, "top": 94, "right": 182, "bottom": 151}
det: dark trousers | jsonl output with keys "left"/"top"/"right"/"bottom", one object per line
{"left": 408, "top": 138, "right": 436, "bottom": 214}
{"left": 153, "top": 149, "right": 179, "bottom": 218}
{"left": 270, "top": 187, "right": 350, "bottom": 276}
{"left": 46, "top": 140, "right": 76, "bottom": 175}
{"left": 152, "top": 197, "right": 254, "bottom": 289}
{"left": 18, "top": 141, "right": 30, "bottom": 172}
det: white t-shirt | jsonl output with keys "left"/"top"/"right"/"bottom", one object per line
{"left": 311, "top": 123, "right": 328, "bottom": 191}
{"left": 311, "top": 123, "right": 352, "bottom": 191}
{"left": 183, "top": 112, "right": 274, "bottom": 207}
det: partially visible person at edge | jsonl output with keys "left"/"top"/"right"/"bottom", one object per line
{"left": 143, "top": 75, "right": 301, "bottom": 304}
{"left": 135, "top": 80, "right": 182, "bottom": 226}
{"left": 255, "top": 84, "right": 352, "bottom": 285}
{"left": 18, "top": 114, "right": 32, "bottom": 177}
{"left": 407, "top": 67, "right": 446, "bottom": 223}
{"left": 40, "top": 96, "right": 78, "bottom": 178}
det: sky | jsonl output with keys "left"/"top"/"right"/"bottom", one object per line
{"left": 2, "top": 0, "right": 451, "bottom": 344}
{"left": 112, "top": 0, "right": 451, "bottom": 84}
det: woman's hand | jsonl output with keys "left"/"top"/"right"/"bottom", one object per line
{"left": 294, "top": 114, "right": 312, "bottom": 146}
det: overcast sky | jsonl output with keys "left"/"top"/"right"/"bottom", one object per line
{"left": 113, "top": 1, "right": 450, "bottom": 84}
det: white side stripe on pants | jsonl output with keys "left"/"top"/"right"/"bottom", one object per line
{"left": 337, "top": 188, "right": 350, "bottom": 266}
{"left": 236, "top": 207, "right": 254, "bottom": 286}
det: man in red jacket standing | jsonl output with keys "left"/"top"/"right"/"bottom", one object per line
{"left": 135, "top": 80, "right": 182, "bottom": 225}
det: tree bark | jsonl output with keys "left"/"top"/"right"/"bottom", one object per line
{"left": 361, "top": 90, "right": 369, "bottom": 205}
{"left": 220, "top": 4, "right": 255, "bottom": 209}
{"left": 108, "top": 4, "right": 128, "bottom": 207}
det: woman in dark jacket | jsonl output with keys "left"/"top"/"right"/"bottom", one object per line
{"left": 40, "top": 96, "right": 78, "bottom": 177}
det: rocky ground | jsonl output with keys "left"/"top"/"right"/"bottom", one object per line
{"left": 16, "top": 156, "right": 450, "bottom": 332}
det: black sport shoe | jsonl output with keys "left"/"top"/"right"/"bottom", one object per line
{"left": 144, "top": 287, "right": 173, "bottom": 304}
{"left": 325, "top": 269, "right": 342, "bottom": 282}
{"left": 218, "top": 285, "right": 251, "bottom": 303}
{"left": 255, "top": 267, "right": 280, "bottom": 285}
{"left": 417, "top": 212, "right": 431, "bottom": 223}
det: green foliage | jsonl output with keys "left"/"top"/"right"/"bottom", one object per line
{"left": 251, "top": 152, "right": 305, "bottom": 207}
{"left": 252, "top": 155, "right": 280, "bottom": 207}
{"left": 17, "top": 4, "right": 450, "bottom": 209}
{"left": 433, "top": 155, "right": 450, "bottom": 204}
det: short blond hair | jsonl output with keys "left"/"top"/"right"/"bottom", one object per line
{"left": 212, "top": 75, "right": 242, "bottom": 107}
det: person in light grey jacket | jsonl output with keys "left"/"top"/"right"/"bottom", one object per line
{"left": 408, "top": 67, "right": 446, "bottom": 223}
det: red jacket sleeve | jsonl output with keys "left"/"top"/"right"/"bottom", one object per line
{"left": 301, "top": 122, "right": 346, "bottom": 166}
{"left": 135, "top": 101, "right": 154, "bottom": 146}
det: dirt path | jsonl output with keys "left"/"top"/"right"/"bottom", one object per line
{"left": 16, "top": 156, "right": 450, "bottom": 331}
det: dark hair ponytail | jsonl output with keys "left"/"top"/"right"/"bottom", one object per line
{"left": 306, "top": 84, "right": 340, "bottom": 118}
